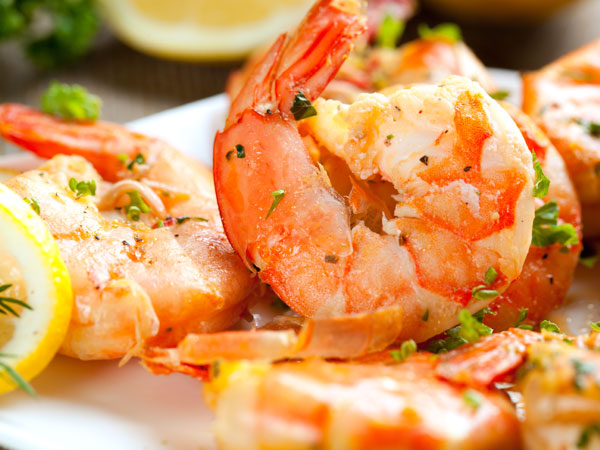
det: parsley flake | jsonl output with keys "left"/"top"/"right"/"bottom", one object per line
{"left": 577, "top": 423, "right": 600, "bottom": 448}
{"left": 462, "top": 389, "right": 482, "bottom": 410}
{"left": 266, "top": 189, "right": 285, "bottom": 219}
{"left": 472, "top": 285, "right": 498, "bottom": 301}
{"left": 68, "top": 178, "right": 96, "bottom": 198}
{"left": 484, "top": 266, "right": 498, "bottom": 285}
{"left": 591, "top": 322, "right": 600, "bottom": 332}
{"left": 24, "top": 197, "right": 40, "bottom": 215}
{"left": 418, "top": 23, "right": 462, "bottom": 44}
{"left": 428, "top": 309, "right": 493, "bottom": 353}
{"left": 124, "top": 190, "right": 150, "bottom": 221}
{"left": 532, "top": 152, "right": 550, "bottom": 198}
{"left": 127, "top": 154, "right": 146, "bottom": 171}
{"left": 515, "top": 308, "right": 533, "bottom": 330}
{"left": 540, "top": 319, "right": 561, "bottom": 333}
{"left": 291, "top": 91, "right": 317, "bottom": 121}
{"left": 375, "top": 14, "right": 405, "bottom": 48}
{"left": 490, "top": 90, "right": 510, "bottom": 101}
{"left": 41, "top": 81, "right": 101, "bottom": 121}
{"left": 574, "top": 119, "right": 600, "bottom": 138}
{"left": 390, "top": 339, "right": 417, "bottom": 362}
{"left": 532, "top": 201, "right": 578, "bottom": 248}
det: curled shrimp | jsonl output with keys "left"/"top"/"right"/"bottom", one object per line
{"left": 205, "top": 328, "right": 600, "bottom": 450}
{"left": 205, "top": 356, "right": 521, "bottom": 450}
{"left": 522, "top": 39, "right": 600, "bottom": 235}
{"left": 214, "top": 0, "right": 536, "bottom": 345}
{"left": 0, "top": 105, "right": 257, "bottom": 362}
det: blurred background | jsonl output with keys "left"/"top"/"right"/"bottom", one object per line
{"left": 0, "top": 0, "right": 599, "bottom": 154}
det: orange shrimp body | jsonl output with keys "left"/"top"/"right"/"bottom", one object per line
{"left": 0, "top": 105, "right": 256, "bottom": 361}
{"left": 522, "top": 39, "right": 600, "bottom": 234}
{"left": 215, "top": 0, "right": 535, "bottom": 344}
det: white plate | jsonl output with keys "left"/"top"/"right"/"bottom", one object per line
{"left": 0, "top": 69, "right": 597, "bottom": 450}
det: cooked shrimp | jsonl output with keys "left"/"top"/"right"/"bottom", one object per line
{"left": 518, "top": 338, "right": 600, "bottom": 450}
{"left": 215, "top": 0, "right": 535, "bottom": 345}
{"left": 483, "top": 103, "right": 581, "bottom": 331}
{"left": 204, "top": 356, "right": 521, "bottom": 450}
{"left": 0, "top": 105, "right": 256, "bottom": 361}
{"left": 522, "top": 39, "right": 600, "bottom": 235}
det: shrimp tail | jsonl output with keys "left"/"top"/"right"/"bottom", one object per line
{"left": 0, "top": 103, "right": 152, "bottom": 182}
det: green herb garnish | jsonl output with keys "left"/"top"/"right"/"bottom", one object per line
{"left": 574, "top": 119, "right": 600, "bottom": 138}
{"left": 41, "top": 81, "right": 101, "bottom": 121}
{"left": 375, "top": 13, "right": 405, "bottom": 48}
{"left": 390, "top": 339, "right": 417, "bottom": 362}
{"left": 68, "top": 178, "right": 96, "bottom": 198}
{"left": 24, "top": 197, "right": 40, "bottom": 215}
{"left": 572, "top": 358, "right": 596, "bottom": 391}
{"left": 422, "top": 309, "right": 429, "bottom": 322}
{"left": 126, "top": 154, "right": 146, "bottom": 171}
{"left": 0, "top": 284, "right": 32, "bottom": 317}
{"left": 540, "top": 319, "right": 561, "bottom": 333}
{"left": 532, "top": 201, "right": 578, "bottom": 248}
{"left": 124, "top": 190, "right": 150, "bottom": 221}
{"left": 591, "top": 322, "right": 600, "bottom": 332}
{"left": 472, "top": 285, "right": 498, "bottom": 301}
{"left": 532, "top": 152, "right": 550, "bottom": 198}
{"left": 266, "top": 189, "right": 285, "bottom": 219}
{"left": 490, "top": 90, "right": 510, "bottom": 101}
{"left": 418, "top": 23, "right": 462, "bottom": 44}
{"left": 428, "top": 308, "right": 493, "bottom": 353}
{"left": 577, "top": 423, "right": 600, "bottom": 448}
{"left": 484, "top": 266, "right": 498, "bottom": 285}
{"left": 462, "top": 389, "right": 482, "bottom": 410}
{"left": 515, "top": 308, "right": 533, "bottom": 330}
{"left": 0, "top": 0, "right": 98, "bottom": 68}
{"left": 0, "top": 354, "right": 36, "bottom": 397}
{"left": 291, "top": 91, "right": 317, "bottom": 121}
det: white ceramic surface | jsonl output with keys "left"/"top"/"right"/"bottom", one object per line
{"left": 1, "top": 68, "right": 597, "bottom": 450}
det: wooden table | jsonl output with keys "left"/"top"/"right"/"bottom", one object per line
{"left": 1, "top": 0, "right": 599, "bottom": 155}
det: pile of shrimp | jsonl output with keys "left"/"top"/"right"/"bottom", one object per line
{"left": 1, "top": 0, "right": 600, "bottom": 448}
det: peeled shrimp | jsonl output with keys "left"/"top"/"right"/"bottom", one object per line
{"left": 214, "top": 0, "right": 535, "bottom": 345}
{"left": 205, "top": 355, "right": 521, "bottom": 450}
{"left": 0, "top": 105, "right": 256, "bottom": 361}
{"left": 522, "top": 39, "right": 600, "bottom": 235}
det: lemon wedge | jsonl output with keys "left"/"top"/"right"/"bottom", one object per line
{"left": 0, "top": 183, "right": 72, "bottom": 395}
{"left": 97, "top": 0, "right": 314, "bottom": 61}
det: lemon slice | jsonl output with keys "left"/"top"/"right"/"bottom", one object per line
{"left": 97, "top": 0, "right": 314, "bottom": 61}
{"left": 0, "top": 183, "right": 72, "bottom": 395}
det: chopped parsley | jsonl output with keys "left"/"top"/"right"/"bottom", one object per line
{"left": 290, "top": 91, "right": 317, "bottom": 121}
{"left": 532, "top": 152, "right": 550, "bottom": 198}
{"left": 375, "top": 14, "right": 405, "bottom": 48}
{"left": 578, "top": 423, "right": 600, "bottom": 448}
{"left": 472, "top": 286, "right": 498, "bottom": 300}
{"left": 532, "top": 201, "right": 578, "bottom": 248}
{"left": 515, "top": 308, "right": 533, "bottom": 330}
{"left": 428, "top": 308, "right": 493, "bottom": 353}
{"left": 418, "top": 23, "right": 462, "bottom": 44}
{"left": 462, "top": 389, "right": 482, "bottom": 410}
{"left": 126, "top": 154, "right": 146, "bottom": 171}
{"left": 124, "top": 190, "right": 150, "bottom": 221}
{"left": 390, "top": 339, "right": 417, "bottom": 362}
{"left": 574, "top": 119, "right": 600, "bottom": 138}
{"left": 266, "top": 189, "right": 285, "bottom": 219}
{"left": 540, "top": 319, "right": 561, "bottom": 333}
{"left": 591, "top": 322, "right": 600, "bottom": 332}
{"left": 68, "top": 178, "right": 96, "bottom": 197}
{"left": 24, "top": 197, "right": 40, "bottom": 215}
{"left": 0, "top": 354, "right": 35, "bottom": 397}
{"left": 489, "top": 90, "right": 510, "bottom": 101}
{"left": 484, "top": 266, "right": 498, "bottom": 285}
{"left": 0, "top": 284, "right": 32, "bottom": 317}
{"left": 572, "top": 358, "right": 596, "bottom": 391}
{"left": 41, "top": 81, "right": 101, "bottom": 121}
